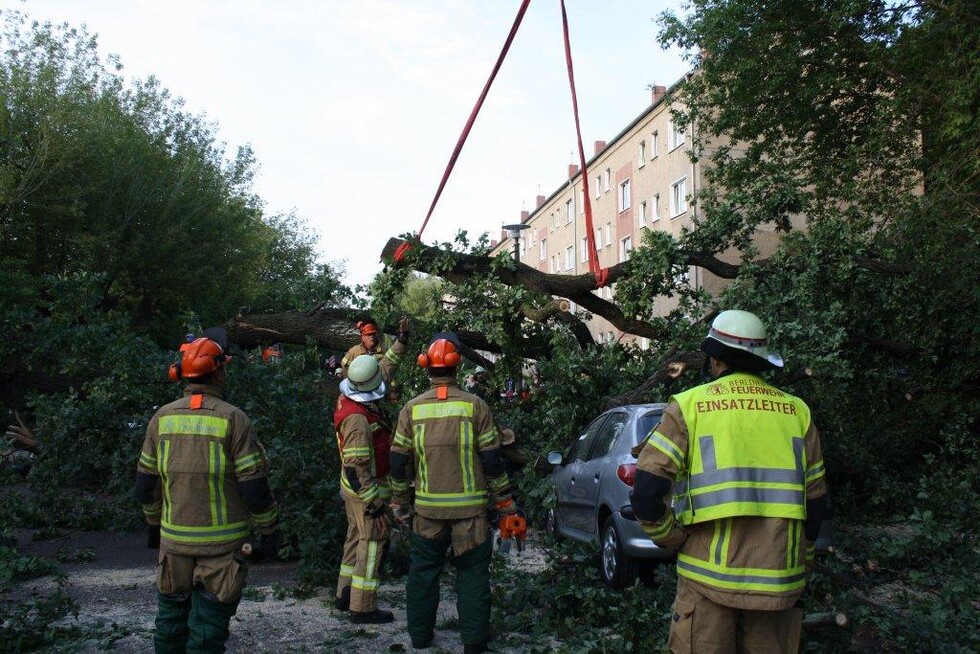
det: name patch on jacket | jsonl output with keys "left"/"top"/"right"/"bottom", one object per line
{"left": 696, "top": 398, "right": 798, "bottom": 415}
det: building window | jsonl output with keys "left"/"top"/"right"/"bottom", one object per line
{"left": 594, "top": 175, "right": 602, "bottom": 199}
{"left": 539, "top": 237, "right": 547, "bottom": 261}
{"left": 565, "top": 198, "right": 574, "bottom": 224}
{"left": 595, "top": 227, "right": 602, "bottom": 249}
{"left": 638, "top": 200, "right": 647, "bottom": 227}
{"left": 639, "top": 337, "right": 650, "bottom": 350}
{"left": 618, "top": 178, "right": 631, "bottom": 213}
{"left": 653, "top": 193, "right": 661, "bottom": 221}
{"left": 619, "top": 235, "right": 633, "bottom": 262}
{"left": 670, "top": 177, "right": 688, "bottom": 217}
{"left": 603, "top": 223, "right": 611, "bottom": 247}
{"left": 577, "top": 188, "right": 584, "bottom": 214}
{"left": 651, "top": 130, "right": 659, "bottom": 158}
{"left": 565, "top": 245, "right": 574, "bottom": 271}
{"left": 603, "top": 168, "right": 611, "bottom": 193}
{"left": 638, "top": 140, "right": 646, "bottom": 166}
{"left": 552, "top": 211, "right": 560, "bottom": 230}
{"left": 580, "top": 236, "right": 589, "bottom": 263}
{"left": 668, "top": 119, "right": 685, "bottom": 151}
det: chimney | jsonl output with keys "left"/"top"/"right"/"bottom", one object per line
{"left": 491, "top": 238, "right": 499, "bottom": 249}
{"left": 520, "top": 210, "right": 530, "bottom": 223}
{"left": 650, "top": 84, "right": 667, "bottom": 104}
{"left": 536, "top": 194, "right": 546, "bottom": 208}
{"left": 593, "top": 140, "right": 606, "bottom": 155}
{"left": 567, "top": 164, "right": 579, "bottom": 178}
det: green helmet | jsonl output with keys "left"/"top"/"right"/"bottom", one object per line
{"left": 340, "top": 354, "right": 387, "bottom": 402}
{"left": 702, "top": 309, "right": 783, "bottom": 369}
{"left": 347, "top": 354, "right": 383, "bottom": 392}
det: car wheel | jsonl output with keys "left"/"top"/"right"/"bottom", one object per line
{"left": 546, "top": 508, "right": 562, "bottom": 541}
{"left": 601, "top": 516, "right": 637, "bottom": 589}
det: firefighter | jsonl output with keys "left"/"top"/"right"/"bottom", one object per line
{"left": 388, "top": 334, "right": 516, "bottom": 654}
{"left": 340, "top": 318, "right": 388, "bottom": 375}
{"left": 136, "top": 332, "right": 280, "bottom": 653}
{"left": 332, "top": 318, "right": 408, "bottom": 623}
{"left": 632, "top": 310, "right": 833, "bottom": 654}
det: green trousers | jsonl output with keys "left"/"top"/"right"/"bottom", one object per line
{"left": 406, "top": 532, "right": 492, "bottom": 647}
{"left": 155, "top": 588, "right": 239, "bottom": 653}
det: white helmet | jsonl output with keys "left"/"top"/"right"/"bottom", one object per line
{"left": 340, "top": 354, "right": 387, "bottom": 402}
{"left": 702, "top": 309, "right": 784, "bottom": 369}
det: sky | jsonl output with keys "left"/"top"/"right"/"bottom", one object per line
{"left": 11, "top": 0, "right": 691, "bottom": 288}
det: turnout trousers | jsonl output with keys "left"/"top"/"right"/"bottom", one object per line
{"left": 668, "top": 576, "right": 803, "bottom": 654}
{"left": 154, "top": 549, "right": 247, "bottom": 654}
{"left": 406, "top": 513, "right": 491, "bottom": 648}
{"left": 335, "top": 493, "right": 385, "bottom": 612}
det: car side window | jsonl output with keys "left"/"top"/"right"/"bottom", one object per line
{"left": 568, "top": 416, "right": 607, "bottom": 462}
{"left": 587, "top": 412, "right": 630, "bottom": 461}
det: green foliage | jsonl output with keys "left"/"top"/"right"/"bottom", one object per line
{"left": 491, "top": 541, "right": 674, "bottom": 652}
{"left": 222, "top": 343, "right": 348, "bottom": 592}
{"left": 0, "top": 11, "right": 344, "bottom": 342}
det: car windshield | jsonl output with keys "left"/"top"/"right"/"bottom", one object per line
{"left": 633, "top": 411, "right": 662, "bottom": 445}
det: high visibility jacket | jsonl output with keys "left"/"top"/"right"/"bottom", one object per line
{"left": 333, "top": 338, "right": 406, "bottom": 503}
{"left": 137, "top": 384, "right": 279, "bottom": 556}
{"left": 667, "top": 373, "right": 812, "bottom": 526}
{"left": 340, "top": 335, "right": 395, "bottom": 372}
{"left": 636, "top": 372, "right": 829, "bottom": 608}
{"left": 390, "top": 379, "right": 510, "bottom": 520}
{"left": 334, "top": 397, "right": 392, "bottom": 502}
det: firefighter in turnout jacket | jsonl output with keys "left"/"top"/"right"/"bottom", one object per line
{"left": 333, "top": 318, "right": 408, "bottom": 623}
{"left": 389, "top": 335, "right": 515, "bottom": 654}
{"left": 340, "top": 318, "right": 390, "bottom": 375}
{"left": 136, "top": 332, "right": 280, "bottom": 653}
{"left": 632, "top": 310, "right": 833, "bottom": 654}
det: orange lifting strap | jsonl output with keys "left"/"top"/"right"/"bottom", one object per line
{"left": 396, "top": 0, "right": 608, "bottom": 289}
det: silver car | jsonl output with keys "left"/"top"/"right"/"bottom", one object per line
{"left": 546, "top": 403, "right": 675, "bottom": 588}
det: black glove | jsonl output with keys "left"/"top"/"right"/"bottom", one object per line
{"left": 147, "top": 524, "right": 161, "bottom": 549}
{"left": 258, "top": 530, "right": 280, "bottom": 561}
{"left": 397, "top": 317, "right": 410, "bottom": 344}
{"left": 365, "top": 498, "right": 387, "bottom": 519}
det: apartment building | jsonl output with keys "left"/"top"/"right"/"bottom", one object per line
{"left": 490, "top": 80, "right": 782, "bottom": 347}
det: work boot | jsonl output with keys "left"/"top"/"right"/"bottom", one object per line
{"left": 334, "top": 586, "right": 350, "bottom": 611}
{"left": 350, "top": 608, "right": 394, "bottom": 624}
{"left": 411, "top": 633, "right": 433, "bottom": 649}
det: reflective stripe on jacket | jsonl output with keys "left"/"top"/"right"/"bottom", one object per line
{"left": 391, "top": 379, "right": 508, "bottom": 519}
{"left": 137, "top": 384, "right": 278, "bottom": 556}
{"left": 666, "top": 373, "right": 811, "bottom": 526}
{"left": 334, "top": 397, "right": 392, "bottom": 501}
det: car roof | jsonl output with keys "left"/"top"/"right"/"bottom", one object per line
{"left": 609, "top": 403, "right": 667, "bottom": 415}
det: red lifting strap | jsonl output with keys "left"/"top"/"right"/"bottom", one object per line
{"left": 560, "top": 0, "right": 608, "bottom": 288}
{"left": 395, "top": 0, "right": 532, "bottom": 264}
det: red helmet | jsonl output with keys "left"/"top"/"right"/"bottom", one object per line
{"left": 417, "top": 338, "right": 461, "bottom": 369}
{"left": 168, "top": 338, "right": 230, "bottom": 381}
{"left": 357, "top": 320, "right": 379, "bottom": 336}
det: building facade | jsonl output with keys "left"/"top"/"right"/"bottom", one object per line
{"left": 490, "top": 80, "right": 782, "bottom": 347}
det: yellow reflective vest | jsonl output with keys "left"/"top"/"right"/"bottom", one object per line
{"left": 664, "top": 373, "right": 811, "bottom": 526}
{"left": 639, "top": 372, "right": 829, "bottom": 600}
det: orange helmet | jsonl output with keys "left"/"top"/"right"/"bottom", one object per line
{"left": 417, "top": 338, "right": 461, "bottom": 369}
{"left": 357, "top": 320, "right": 379, "bottom": 336}
{"left": 168, "top": 337, "right": 230, "bottom": 381}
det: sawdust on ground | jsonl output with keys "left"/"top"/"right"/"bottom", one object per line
{"left": 15, "top": 528, "right": 550, "bottom": 653}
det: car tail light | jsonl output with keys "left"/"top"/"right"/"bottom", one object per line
{"left": 617, "top": 463, "right": 636, "bottom": 487}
